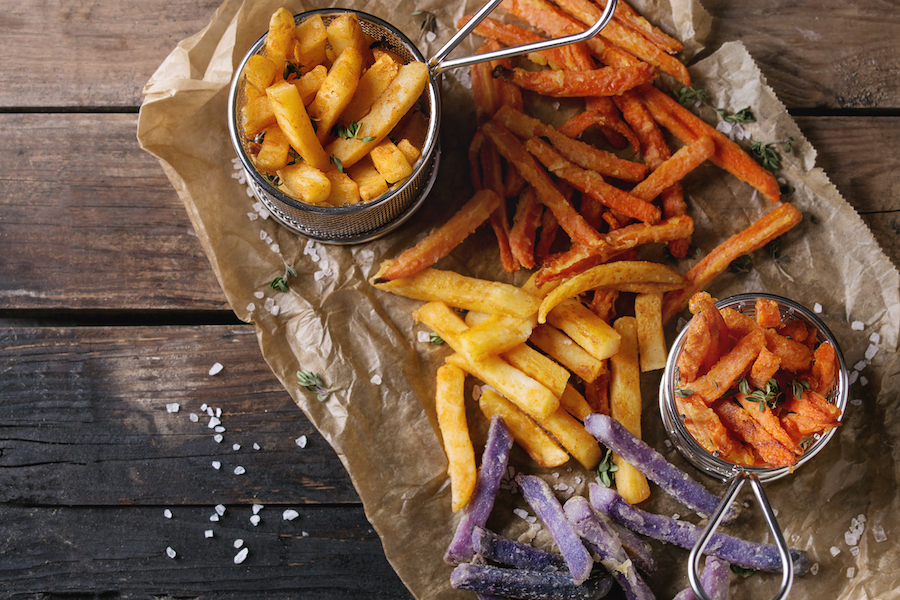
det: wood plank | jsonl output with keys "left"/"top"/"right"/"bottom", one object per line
{"left": 0, "top": 504, "right": 414, "bottom": 599}
{"left": 0, "top": 0, "right": 223, "bottom": 108}
{"left": 0, "top": 325, "right": 361, "bottom": 506}
{"left": 1, "top": 114, "right": 895, "bottom": 313}
{"left": 0, "top": 0, "right": 897, "bottom": 110}
{"left": 699, "top": 0, "right": 900, "bottom": 109}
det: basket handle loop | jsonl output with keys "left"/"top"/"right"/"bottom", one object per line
{"left": 688, "top": 471, "right": 794, "bottom": 600}
{"left": 427, "top": 0, "right": 617, "bottom": 74}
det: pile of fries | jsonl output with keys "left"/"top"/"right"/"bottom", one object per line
{"left": 370, "top": 0, "right": 808, "bottom": 512}
{"left": 238, "top": 9, "right": 429, "bottom": 206}
{"left": 675, "top": 293, "right": 842, "bottom": 469}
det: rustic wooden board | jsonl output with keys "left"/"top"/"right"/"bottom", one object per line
{"left": 0, "top": 504, "right": 413, "bottom": 599}
{"left": 0, "top": 0, "right": 898, "bottom": 110}
{"left": 0, "top": 325, "right": 360, "bottom": 506}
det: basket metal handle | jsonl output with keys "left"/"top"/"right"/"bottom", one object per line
{"left": 689, "top": 470, "right": 794, "bottom": 600}
{"left": 427, "top": 0, "right": 618, "bottom": 74}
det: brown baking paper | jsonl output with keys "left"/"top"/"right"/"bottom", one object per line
{"left": 138, "top": 0, "right": 900, "bottom": 597}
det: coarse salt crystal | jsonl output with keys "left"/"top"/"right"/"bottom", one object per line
{"left": 865, "top": 344, "right": 879, "bottom": 360}
{"left": 253, "top": 443, "right": 260, "bottom": 450}
{"left": 810, "top": 563, "right": 819, "bottom": 575}
{"left": 269, "top": 304, "right": 280, "bottom": 316}
{"left": 270, "top": 243, "right": 280, "bottom": 254}
{"left": 370, "top": 374, "right": 382, "bottom": 385}
{"left": 845, "top": 531, "right": 859, "bottom": 546}
{"left": 302, "top": 531, "right": 309, "bottom": 537}
{"left": 209, "top": 363, "right": 224, "bottom": 376}
{"left": 513, "top": 508, "right": 530, "bottom": 520}
{"left": 210, "top": 514, "right": 220, "bottom": 522}
{"left": 870, "top": 332, "right": 881, "bottom": 344}
{"left": 849, "top": 371, "right": 859, "bottom": 385}
{"left": 206, "top": 406, "right": 214, "bottom": 416}
{"left": 234, "top": 466, "right": 246, "bottom": 475}
{"left": 861, "top": 376, "right": 869, "bottom": 386}
{"left": 164, "top": 509, "right": 172, "bottom": 519}
{"left": 873, "top": 525, "right": 887, "bottom": 542}
{"left": 208, "top": 417, "right": 221, "bottom": 429}
{"left": 234, "top": 547, "right": 249, "bottom": 564}
{"left": 166, "top": 547, "right": 176, "bottom": 559}
{"left": 814, "top": 302, "right": 823, "bottom": 313}
{"left": 265, "top": 297, "right": 275, "bottom": 310}
{"left": 850, "top": 546, "right": 860, "bottom": 556}
{"left": 205, "top": 530, "right": 214, "bottom": 538}
{"left": 233, "top": 443, "right": 241, "bottom": 451}
{"left": 851, "top": 398, "right": 863, "bottom": 406}
{"left": 425, "top": 30, "right": 437, "bottom": 42}
{"left": 830, "top": 546, "right": 841, "bottom": 556}
{"left": 216, "top": 407, "right": 222, "bottom": 418}
{"left": 254, "top": 291, "right": 265, "bottom": 299}
{"left": 250, "top": 515, "right": 261, "bottom": 526}
{"left": 854, "top": 360, "right": 868, "bottom": 371}
{"left": 253, "top": 504, "right": 264, "bottom": 514}
{"left": 246, "top": 303, "right": 255, "bottom": 312}
{"left": 215, "top": 426, "right": 225, "bottom": 433}
{"left": 847, "top": 567, "right": 855, "bottom": 578}
{"left": 296, "top": 435, "right": 308, "bottom": 448}
{"left": 214, "top": 434, "right": 224, "bottom": 443}
{"left": 201, "top": 403, "right": 208, "bottom": 411}
{"left": 234, "top": 539, "right": 244, "bottom": 549}
{"left": 851, "top": 320, "right": 865, "bottom": 331}
{"left": 246, "top": 187, "right": 255, "bottom": 198}
{"left": 212, "top": 461, "right": 221, "bottom": 470}
{"left": 189, "top": 413, "right": 199, "bottom": 422}
{"left": 283, "top": 509, "right": 300, "bottom": 521}
{"left": 166, "top": 403, "right": 180, "bottom": 413}
{"left": 216, "top": 504, "right": 226, "bottom": 516}
{"left": 247, "top": 212, "right": 258, "bottom": 221}
{"left": 417, "top": 331, "right": 431, "bottom": 343}
{"left": 314, "top": 271, "right": 325, "bottom": 281}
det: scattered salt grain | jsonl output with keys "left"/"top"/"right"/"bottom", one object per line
{"left": 205, "top": 530, "right": 214, "bottom": 538}
{"left": 513, "top": 508, "right": 530, "bottom": 521}
{"left": 233, "top": 443, "right": 241, "bottom": 451}
{"left": 214, "top": 434, "right": 224, "bottom": 443}
{"left": 672, "top": 514, "right": 680, "bottom": 520}
{"left": 302, "top": 531, "right": 309, "bottom": 537}
{"left": 246, "top": 303, "right": 255, "bottom": 312}
{"left": 215, "top": 426, "right": 225, "bottom": 433}
{"left": 253, "top": 443, "right": 260, "bottom": 450}
{"left": 212, "top": 461, "right": 221, "bottom": 470}
{"left": 851, "top": 398, "right": 863, "bottom": 406}
{"left": 252, "top": 504, "right": 264, "bottom": 515}
{"left": 189, "top": 413, "right": 199, "bottom": 422}
{"left": 264, "top": 297, "right": 275, "bottom": 310}
{"left": 209, "top": 362, "right": 224, "bottom": 376}
{"left": 206, "top": 407, "right": 214, "bottom": 417}
{"left": 234, "top": 466, "right": 246, "bottom": 475}
{"left": 314, "top": 270, "right": 326, "bottom": 281}
{"left": 860, "top": 376, "right": 869, "bottom": 386}
{"left": 166, "top": 403, "right": 180, "bottom": 413}
{"left": 854, "top": 360, "right": 868, "bottom": 371}
{"left": 814, "top": 302, "right": 823, "bottom": 314}
{"left": 417, "top": 331, "right": 431, "bottom": 343}
{"left": 873, "top": 525, "right": 887, "bottom": 542}
{"left": 234, "top": 547, "right": 249, "bottom": 564}
{"left": 870, "top": 332, "right": 881, "bottom": 344}
{"left": 247, "top": 212, "right": 258, "bottom": 221}
{"left": 850, "top": 546, "right": 860, "bottom": 556}
{"left": 254, "top": 291, "right": 265, "bottom": 299}
{"left": 234, "top": 539, "right": 244, "bottom": 549}
{"left": 851, "top": 320, "right": 865, "bottom": 331}
{"left": 208, "top": 417, "right": 221, "bottom": 429}
{"left": 201, "top": 403, "right": 208, "bottom": 411}
{"left": 215, "top": 504, "right": 226, "bottom": 516}
{"left": 847, "top": 567, "right": 855, "bottom": 578}
{"left": 250, "top": 515, "right": 261, "bottom": 526}
{"left": 164, "top": 509, "right": 172, "bottom": 519}
{"left": 216, "top": 407, "right": 222, "bottom": 418}
{"left": 849, "top": 371, "right": 859, "bottom": 385}
{"left": 425, "top": 30, "right": 437, "bottom": 43}
{"left": 370, "top": 374, "right": 382, "bottom": 385}
{"left": 269, "top": 304, "right": 281, "bottom": 316}
{"left": 810, "top": 563, "right": 819, "bottom": 575}
{"left": 283, "top": 509, "right": 300, "bottom": 521}
{"left": 865, "top": 344, "right": 879, "bottom": 360}
{"left": 166, "top": 547, "right": 176, "bottom": 559}
{"left": 210, "top": 514, "right": 220, "bottom": 522}
{"left": 296, "top": 435, "right": 308, "bottom": 448}
{"left": 270, "top": 243, "right": 280, "bottom": 254}
{"left": 830, "top": 546, "right": 841, "bottom": 557}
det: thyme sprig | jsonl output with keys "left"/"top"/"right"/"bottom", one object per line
{"left": 297, "top": 370, "right": 341, "bottom": 401}
{"left": 330, "top": 121, "right": 376, "bottom": 143}
{"left": 596, "top": 449, "right": 619, "bottom": 487}
{"left": 411, "top": 10, "right": 438, "bottom": 38}
{"left": 674, "top": 86, "right": 708, "bottom": 106}
{"left": 738, "top": 377, "right": 783, "bottom": 412}
{"left": 270, "top": 263, "right": 297, "bottom": 293}
{"left": 716, "top": 106, "right": 755, "bottom": 124}
{"left": 429, "top": 332, "right": 444, "bottom": 345}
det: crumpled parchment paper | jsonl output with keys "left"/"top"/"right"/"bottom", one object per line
{"left": 138, "top": 0, "right": 900, "bottom": 597}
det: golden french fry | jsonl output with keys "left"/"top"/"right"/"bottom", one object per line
{"left": 327, "top": 61, "right": 429, "bottom": 169}
{"left": 323, "top": 169, "right": 361, "bottom": 205}
{"left": 278, "top": 161, "right": 331, "bottom": 205}
{"left": 372, "top": 264, "right": 541, "bottom": 318}
{"left": 244, "top": 54, "right": 280, "bottom": 91}
{"left": 266, "top": 7, "right": 296, "bottom": 65}
{"left": 609, "top": 316, "right": 650, "bottom": 504}
{"left": 435, "top": 363, "right": 476, "bottom": 512}
{"left": 346, "top": 157, "right": 388, "bottom": 201}
{"left": 460, "top": 311, "right": 537, "bottom": 363}
{"left": 240, "top": 95, "right": 277, "bottom": 138}
{"left": 254, "top": 125, "right": 290, "bottom": 172}
{"left": 309, "top": 46, "right": 363, "bottom": 144}
{"left": 528, "top": 323, "right": 606, "bottom": 383}
{"left": 293, "top": 14, "right": 328, "bottom": 73}
{"left": 538, "top": 260, "right": 685, "bottom": 323}
{"left": 369, "top": 138, "right": 413, "bottom": 184}
{"left": 634, "top": 292, "right": 667, "bottom": 372}
{"left": 545, "top": 298, "right": 621, "bottom": 361}
{"left": 294, "top": 64, "right": 327, "bottom": 106}
{"left": 478, "top": 389, "right": 569, "bottom": 468}
{"left": 342, "top": 53, "right": 401, "bottom": 124}
{"left": 559, "top": 383, "right": 594, "bottom": 422}
{"left": 326, "top": 13, "right": 367, "bottom": 61}
{"left": 537, "top": 405, "right": 603, "bottom": 470}
{"left": 266, "top": 80, "right": 331, "bottom": 171}
{"left": 396, "top": 138, "right": 421, "bottom": 165}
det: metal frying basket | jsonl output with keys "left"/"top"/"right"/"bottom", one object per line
{"left": 228, "top": 0, "right": 618, "bottom": 244}
{"left": 659, "top": 293, "right": 849, "bottom": 600}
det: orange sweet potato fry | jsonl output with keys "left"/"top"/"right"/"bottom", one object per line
{"left": 373, "top": 189, "right": 502, "bottom": 282}
{"left": 676, "top": 394, "right": 754, "bottom": 465}
{"left": 688, "top": 292, "right": 730, "bottom": 370}
{"left": 494, "top": 105, "right": 648, "bottom": 182}
{"left": 535, "top": 204, "right": 560, "bottom": 265}
{"left": 596, "top": 0, "right": 684, "bottom": 55}
{"left": 764, "top": 329, "right": 813, "bottom": 373}
{"left": 811, "top": 341, "right": 838, "bottom": 395}
{"left": 713, "top": 399, "right": 798, "bottom": 468}
{"left": 685, "top": 328, "right": 766, "bottom": 404}
{"left": 460, "top": 15, "right": 574, "bottom": 72}
{"left": 525, "top": 137, "right": 661, "bottom": 223}
{"left": 629, "top": 135, "right": 715, "bottom": 202}
{"left": 636, "top": 83, "right": 781, "bottom": 204}
{"left": 677, "top": 309, "right": 713, "bottom": 383}
{"left": 777, "top": 318, "right": 809, "bottom": 344}
{"left": 470, "top": 45, "right": 504, "bottom": 123}
{"left": 478, "top": 136, "right": 519, "bottom": 274}
{"left": 493, "top": 63, "right": 657, "bottom": 97}
{"left": 662, "top": 203, "right": 803, "bottom": 323}
{"left": 584, "top": 372, "right": 611, "bottom": 415}
{"left": 509, "top": 186, "right": 544, "bottom": 270}
{"left": 755, "top": 297, "right": 783, "bottom": 328}
{"left": 734, "top": 393, "right": 802, "bottom": 456}
{"left": 482, "top": 120, "right": 605, "bottom": 248}
{"left": 749, "top": 347, "right": 781, "bottom": 391}
{"left": 780, "top": 390, "right": 842, "bottom": 442}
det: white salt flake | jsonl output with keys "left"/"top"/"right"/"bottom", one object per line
{"left": 247, "top": 212, "right": 258, "bottom": 221}
{"left": 296, "top": 435, "right": 308, "bottom": 448}
{"left": 246, "top": 187, "right": 255, "bottom": 198}
{"left": 252, "top": 504, "right": 264, "bottom": 515}
{"left": 854, "top": 360, "right": 868, "bottom": 371}
{"left": 814, "top": 302, "right": 823, "bottom": 314}
{"left": 205, "top": 530, "right": 214, "bottom": 538}
{"left": 166, "top": 403, "right": 180, "bottom": 413}
{"left": 314, "top": 270, "right": 326, "bottom": 281}
{"left": 851, "top": 398, "right": 863, "bottom": 406}
{"left": 269, "top": 304, "right": 281, "bottom": 316}
{"left": 370, "top": 374, "right": 382, "bottom": 385}
{"left": 847, "top": 567, "right": 855, "bottom": 578}
{"left": 233, "top": 443, "right": 241, "bottom": 451}
{"left": 264, "top": 297, "right": 275, "bottom": 310}
{"left": 250, "top": 515, "right": 261, "bottom": 526}
{"left": 259, "top": 230, "right": 267, "bottom": 241}
{"left": 845, "top": 531, "right": 859, "bottom": 546}
{"left": 215, "top": 504, "right": 226, "bottom": 516}
{"left": 189, "top": 413, "right": 199, "bottom": 422}
{"left": 209, "top": 362, "right": 224, "bottom": 376}
{"left": 216, "top": 407, "right": 222, "bottom": 418}
{"left": 865, "top": 344, "right": 879, "bottom": 360}
{"left": 166, "top": 547, "right": 176, "bottom": 559}
{"left": 849, "top": 371, "right": 859, "bottom": 385}
{"left": 861, "top": 376, "right": 869, "bottom": 386}
{"left": 164, "top": 509, "right": 172, "bottom": 519}
{"left": 215, "top": 426, "right": 226, "bottom": 433}
{"left": 870, "top": 332, "right": 881, "bottom": 344}
{"left": 830, "top": 546, "right": 841, "bottom": 556}
{"left": 206, "top": 407, "right": 214, "bottom": 417}
{"left": 850, "top": 546, "right": 860, "bottom": 556}
{"left": 270, "top": 243, "right": 280, "bottom": 254}
{"left": 214, "top": 434, "right": 224, "bottom": 443}
{"left": 851, "top": 320, "right": 865, "bottom": 331}
{"left": 873, "top": 525, "right": 887, "bottom": 542}
{"left": 417, "top": 331, "right": 431, "bottom": 343}
{"left": 253, "top": 443, "right": 260, "bottom": 450}
{"left": 302, "top": 531, "right": 309, "bottom": 537}
{"left": 234, "top": 539, "right": 244, "bottom": 549}
{"left": 208, "top": 417, "right": 221, "bottom": 429}
{"left": 210, "top": 514, "right": 220, "bottom": 522}
{"left": 425, "top": 30, "right": 437, "bottom": 43}
{"left": 513, "top": 508, "right": 530, "bottom": 520}
{"left": 246, "top": 302, "right": 255, "bottom": 312}
{"left": 234, "top": 466, "right": 246, "bottom": 475}
{"left": 234, "top": 547, "right": 249, "bottom": 564}
{"left": 810, "top": 563, "right": 820, "bottom": 575}
{"left": 283, "top": 509, "right": 300, "bottom": 521}
{"left": 212, "top": 461, "right": 221, "bottom": 470}
{"left": 254, "top": 291, "right": 265, "bottom": 299}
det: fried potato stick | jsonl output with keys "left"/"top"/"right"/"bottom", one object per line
{"left": 628, "top": 135, "right": 714, "bottom": 201}
{"left": 478, "top": 391, "right": 569, "bottom": 468}
{"left": 436, "top": 364, "right": 477, "bottom": 512}
{"left": 492, "top": 63, "right": 657, "bottom": 97}
{"left": 372, "top": 189, "right": 502, "bottom": 282}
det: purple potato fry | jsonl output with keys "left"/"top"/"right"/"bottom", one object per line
{"left": 589, "top": 484, "right": 809, "bottom": 576}
{"left": 584, "top": 414, "right": 739, "bottom": 521}
{"left": 445, "top": 415, "right": 515, "bottom": 565}
{"left": 564, "top": 495, "right": 656, "bottom": 600}
{"left": 451, "top": 563, "right": 613, "bottom": 600}
{"left": 517, "top": 474, "right": 594, "bottom": 585}
{"left": 672, "top": 556, "right": 731, "bottom": 600}
{"left": 472, "top": 525, "right": 568, "bottom": 572}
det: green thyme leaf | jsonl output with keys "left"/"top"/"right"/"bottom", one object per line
{"left": 331, "top": 121, "right": 361, "bottom": 140}
{"left": 731, "top": 564, "right": 756, "bottom": 578}
{"left": 767, "top": 239, "right": 790, "bottom": 263}
{"left": 330, "top": 155, "right": 344, "bottom": 173}
{"left": 430, "top": 332, "right": 444, "bottom": 345}
{"left": 792, "top": 378, "right": 811, "bottom": 399}
{"left": 297, "top": 370, "right": 341, "bottom": 401}
{"left": 270, "top": 277, "right": 289, "bottom": 293}
{"left": 729, "top": 254, "right": 752, "bottom": 274}
{"left": 412, "top": 10, "right": 437, "bottom": 35}
{"left": 596, "top": 449, "right": 619, "bottom": 487}
{"left": 717, "top": 107, "right": 755, "bottom": 123}
{"left": 286, "top": 148, "right": 302, "bottom": 166}
{"left": 358, "top": 135, "right": 377, "bottom": 143}
{"left": 675, "top": 388, "right": 695, "bottom": 398}
{"left": 750, "top": 141, "right": 781, "bottom": 170}
{"left": 674, "top": 86, "right": 707, "bottom": 106}
{"left": 263, "top": 172, "right": 283, "bottom": 188}
{"left": 283, "top": 60, "right": 302, "bottom": 80}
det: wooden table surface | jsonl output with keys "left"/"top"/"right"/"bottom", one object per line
{"left": 1, "top": 0, "right": 897, "bottom": 598}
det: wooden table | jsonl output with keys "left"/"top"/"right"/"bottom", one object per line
{"left": 1, "top": 0, "right": 897, "bottom": 598}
